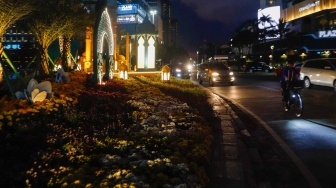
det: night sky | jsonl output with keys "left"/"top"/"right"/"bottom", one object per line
{"left": 170, "top": 0, "right": 259, "bottom": 54}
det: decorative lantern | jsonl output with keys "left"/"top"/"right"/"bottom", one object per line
{"left": 119, "top": 63, "right": 128, "bottom": 79}
{"left": 161, "top": 65, "right": 170, "bottom": 82}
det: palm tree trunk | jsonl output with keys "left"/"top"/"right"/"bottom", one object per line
{"left": 40, "top": 48, "right": 50, "bottom": 77}
{"left": 60, "top": 36, "right": 72, "bottom": 72}
{"left": 0, "top": 41, "right": 3, "bottom": 83}
{"left": 65, "top": 37, "right": 72, "bottom": 71}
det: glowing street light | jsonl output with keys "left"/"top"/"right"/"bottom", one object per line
{"left": 150, "top": 10, "right": 157, "bottom": 24}
{"left": 300, "top": 53, "right": 307, "bottom": 61}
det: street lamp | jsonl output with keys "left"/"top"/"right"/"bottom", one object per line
{"left": 197, "top": 51, "right": 199, "bottom": 65}
{"left": 270, "top": 45, "right": 274, "bottom": 67}
{"left": 150, "top": 10, "right": 157, "bottom": 25}
{"left": 300, "top": 53, "right": 307, "bottom": 61}
{"left": 281, "top": 54, "right": 287, "bottom": 67}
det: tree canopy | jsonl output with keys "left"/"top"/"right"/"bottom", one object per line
{"left": 0, "top": 0, "right": 35, "bottom": 38}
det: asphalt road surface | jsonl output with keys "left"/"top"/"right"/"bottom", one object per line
{"left": 191, "top": 71, "right": 336, "bottom": 188}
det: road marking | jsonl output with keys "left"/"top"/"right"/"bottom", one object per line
{"left": 226, "top": 98, "right": 322, "bottom": 188}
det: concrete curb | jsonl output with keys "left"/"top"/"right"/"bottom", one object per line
{"left": 206, "top": 91, "right": 263, "bottom": 187}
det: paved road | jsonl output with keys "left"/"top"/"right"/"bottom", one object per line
{"left": 192, "top": 72, "right": 336, "bottom": 188}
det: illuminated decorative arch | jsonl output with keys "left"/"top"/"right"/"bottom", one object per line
{"left": 137, "top": 34, "right": 156, "bottom": 69}
{"left": 93, "top": 8, "right": 114, "bottom": 83}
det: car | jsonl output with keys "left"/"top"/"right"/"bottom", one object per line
{"left": 299, "top": 58, "right": 336, "bottom": 91}
{"left": 197, "top": 62, "right": 234, "bottom": 86}
{"left": 274, "top": 63, "right": 302, "bottom": 77}
{"left": 243, "top": 62, "right": 273, "bottom": 73}
{"left": 168, "top": 63, "right": 191, "bottom": 79}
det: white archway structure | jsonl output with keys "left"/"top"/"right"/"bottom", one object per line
{"left": 93, "top": 8, "right": 114, "bottom": 83}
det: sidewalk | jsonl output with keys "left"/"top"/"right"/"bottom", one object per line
{"left": 205, "top": 91, "right": 260, "bottom": 188}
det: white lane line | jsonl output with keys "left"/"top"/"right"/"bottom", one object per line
{"left": 222, "top": 95, "right": 322, "bottom": 188}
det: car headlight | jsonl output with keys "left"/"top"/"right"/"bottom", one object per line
{"left": 187, "top": 65, "right": 192, "bottom": 71}
{"left": 175, "top": 69, "right": 181, "bottom": 72}
{"left": 229, "top": 72, "right": 234, "bottom": 76}
{"left": 212, "top": 72, "right": 219, "bottom": 76}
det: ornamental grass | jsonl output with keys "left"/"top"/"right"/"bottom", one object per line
{"left": 0, "top": 72, "right": 214, "bottom": 187}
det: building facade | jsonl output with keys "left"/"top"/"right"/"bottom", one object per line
{"left": 282, "top": 0, "right": 336, "bottom": 57}
{"left": 252, "top": 0, "right": 336, "bottom": 63}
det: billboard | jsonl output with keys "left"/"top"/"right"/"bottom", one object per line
{"left": 117, "top": 15, "right": 144, "bottom": 24}
{"left": 258, "top": 6, "right": 281, "bottom": 39}
{"left": 118, "top": 4, "right": 137, "bottom": 15}
{"left": 118, "top": 4, "right": 147, "bottom": 18}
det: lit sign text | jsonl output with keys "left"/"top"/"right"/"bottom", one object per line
{"left": 299, "top": 1, "right": 320, "bottom": 12}
{"left": 319, "top": 30, "right": 336, "bottom": 38}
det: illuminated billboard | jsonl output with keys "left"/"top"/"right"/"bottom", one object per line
{"left": 118, "top": 4, "right": 146, "bottom": 18}
{"left": 258, "top": 6, "right": 281, "bottom": 39}
{"left": 258, "top": 6, "right": 280, "bottom": 29}
{"left": 118, "top": 4, "right": 137, "bottom": 15}
{"left": 117, "top": 15, "right": 144, "bottom": 24}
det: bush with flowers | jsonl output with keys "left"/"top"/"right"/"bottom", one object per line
{"left": 0, "top": 72, "right": 214, "bottom": 187}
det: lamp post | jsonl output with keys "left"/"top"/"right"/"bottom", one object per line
{"left": 300, "top": 53, "right": 306, "bottom": 61}
{"left": 281, "top": 54, "right": 287, "bottom": 67}
{"left": 270, "top": 45, "right": 274, "bottom": 67}
{"left": 197, "top": 51, "right": 199, "bottom": 65}
{"left": 150, "top": 10, "right": 157, "bottom": 25}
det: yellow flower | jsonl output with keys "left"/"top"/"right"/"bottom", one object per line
{"left": 0, "top": 115, "right": 4, "bottom": 120}
{"left": 73, "top": 180, "right": 80, "bottom": 184}
{"left": 6, "top": 116, "right": 12, "bottom": 121}
{"left": 61, "top": 182, "right": 68, "bottom": 187}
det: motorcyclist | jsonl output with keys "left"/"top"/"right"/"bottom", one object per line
{"left": 280, "top": 60, "right": 299, "bottom": 111}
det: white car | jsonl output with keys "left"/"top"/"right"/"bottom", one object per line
{"left": 299, "top": 58, "right": 336, "bottom": 91}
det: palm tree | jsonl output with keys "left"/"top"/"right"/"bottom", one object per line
{"left": 231, "top": 19, "right": 259, "bottom": 58}
{"left": 0, "top": 0, "right": 34, "bottom": 50}
{"left": 277, "top": 18, "right": 290, "bottom": 40}
{"left": 27, "top": 1, "right": 75, "bottom": 77}
{"left": 258, "top": 14, "right": 276, "bottom": 43}
{"left": 58, "top": 0, "right": 96, "bottom": 72}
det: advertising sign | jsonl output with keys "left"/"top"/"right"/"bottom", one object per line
{"left": 117, "top": 15, "right": 144, "bottom": 24}
{"left": 319, "top": 30, "right": 336, "bottom": 38}
{"left": 118, "top": 4, "right": 137, "bottom": 15}
{"left": 258, "top": 6, "right": 280, "bottom": 39}
{"left": 258, "top": 6, "right": 280, "bottom": 30}
{"left": 137, "top": 6, "right": 146, "bottom": 18}
{"left": 117, "top": 15, "right": 137, "bottom": 24}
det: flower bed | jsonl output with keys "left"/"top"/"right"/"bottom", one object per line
{"left": 0, "top": 72, "right": 214, "bottom": 187}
